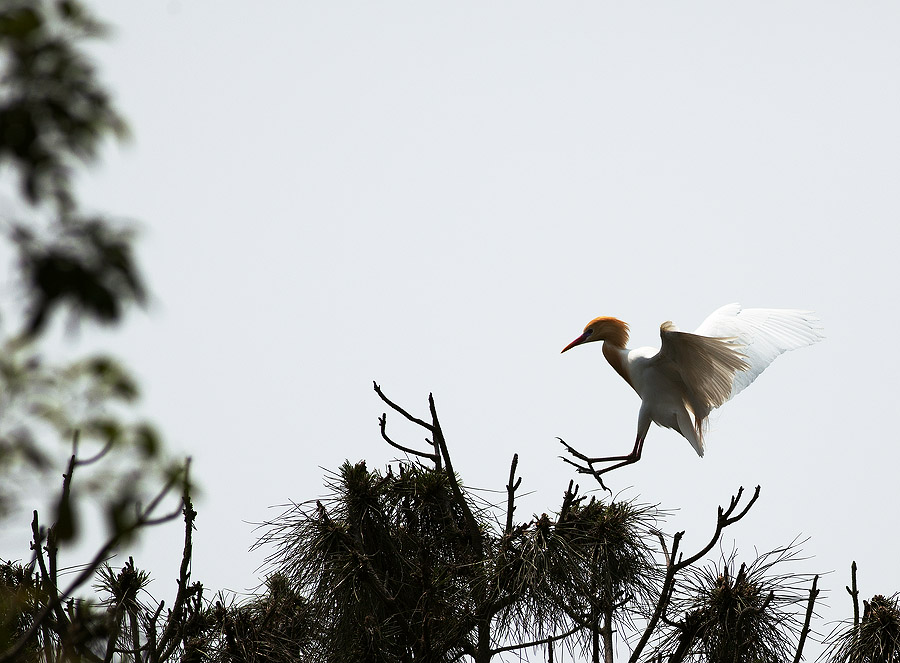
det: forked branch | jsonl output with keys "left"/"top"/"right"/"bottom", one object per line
{"left": 0, "top": 453, "right": 188, "bottom": 663}
{"left": 372, "top": 384, "right": 482, "bottom": 557}
{"left": 628, "top": 486, "right": 761, "bottom": 663}
{"left": 374, "top": 382, "right": 440, "bottom": 466}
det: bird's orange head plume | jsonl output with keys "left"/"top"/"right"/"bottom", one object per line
{"left": 561, "top": 316, "right": 630, "bottom": 353}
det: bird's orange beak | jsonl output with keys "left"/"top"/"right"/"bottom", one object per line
{"left": 561, "top": 331, "right": 591, "bottom": 354}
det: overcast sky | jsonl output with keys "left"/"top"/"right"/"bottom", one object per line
{"left": 5, "top": 1, "right": 900, "bottom": 658}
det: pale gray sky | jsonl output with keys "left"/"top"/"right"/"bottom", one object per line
{"left": 6, "top": 1, "right": 900, "bottom": 658}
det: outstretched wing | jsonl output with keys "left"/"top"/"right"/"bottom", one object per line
{"left": 655, "top": 322, "right": 750, "bottom": 416}
{"left": 694, "top": 303, "right": 824, "bottom": 400}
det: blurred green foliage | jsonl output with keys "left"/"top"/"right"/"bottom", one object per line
{"left": 0, "top": 0, "right": 126, "bottom": 211}
{"left": 1, "top": 0, "right": 145, "bottom": 339}
{"left": 0, "top": 0, "right": 160, "bottom": 533}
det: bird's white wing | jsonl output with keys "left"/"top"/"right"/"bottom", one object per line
{"left": 694, "top": 303, "right": 824, "bottom": 400}
{"left": 655, "top": 322, "right": 750, "bottom": 414}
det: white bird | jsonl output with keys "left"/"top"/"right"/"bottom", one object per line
{"left": 560, "top": 303, "right": 823, "bottom": 472}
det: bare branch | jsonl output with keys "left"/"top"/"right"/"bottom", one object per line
{"left": 378, "top": 413, "right": 439, "bottom": 462}
{"left": 676, "top": 486, "right": 760, "bottom": 571}
{"left": 489, "top": 624, "right": 582, "bottom": 657}
{"left": 629, "top": 487, "right": 761, "bottom": 663}
{"left": 74, "top": 432, "right": 117, "bottom": 467}
{"left": 558, "top": 480, "right": 579, "bottom": 523}
{"left": 0, "top": 461, "right": 187, "bottom": 663}
{"left": 847, "top": 560, "right": 860, "bottom": 629}
{"left": 504, "top": 454, "right": 520, "bottom": 535}
{"left": 25, "top": 511, "right": 71, "bottom": 650}
{"left": 793, "top": 574, "right": 819, "bottom": 663}
{"left": 153, "top": 459, "right": 197, "bottom": 663}
{"left": 652, "top": 529, "right": 671, "bottom": 567}
{"left": 373, "top": 382, "right": 434, "bottom": 431}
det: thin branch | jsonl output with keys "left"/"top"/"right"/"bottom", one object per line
{"left": 490, "top": 624, "right": 583, "bottom": 656}
{"left": 676, "top": 486, "right": 760, "bottom": 571}
{"left": 378, "top": 413, "right": 439, "bottom": 461}
{"left": 0, "top": 464, "right": 186, "bottom": 663}
{"left": 504, "top": 454, "right": 520, "bottom": 535}
{"left": 373, "top": 381, "right": 434, "bottom": 431}
{"left": 28, "top": 511, "right": 69, "bottom": 633}
{"left": 558, "top": 480, "right": 580, "bottom": 523}
{"left": 652, "top": 529, "right": 671, "bottom": 567}
{"left": 739, "top": 589, "right": 775, "bottom": 619}
{"left": 628, "top": 487, "right": 760, "bottom": 663}
{"left": 145, "top": 600, "right": 165, "bottom": 660}
{"left": 74, "top": 436, "right": 117, "bottom": 467}
{"left": 101, "top": 594, "right": 127, "bottom": 663}
{"left": 846, "top": 560, "right": 859, "bottom": 629}
{"left": 153, "top": 460, "right": 197, "bottom": 663}
{"left": 793, "top": 574, "right": 819, "bottom": 663}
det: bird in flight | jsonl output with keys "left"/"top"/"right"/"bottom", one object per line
{"left": 560, "top": 303, "right": 823, "bottom": 476}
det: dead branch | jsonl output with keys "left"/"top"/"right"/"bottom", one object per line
{"left": 504, "top": 454, "right": 521, "bottom": 535}
{"left": 558, "top": 480, "right": 580, "bottom": 523}
{"left": 373, "top": 382, "right": 434, "bottom": 431}
{"left": 489, "top": 624, "right": 583, "bottom": 657}
{"left": 374, "top": 382, "right": 441, "bottom": 467}
{"left": 152, "top": 459, "right": 197, "bottom": 663}
{"left": 378, "top": 412, "right": 439, "bottom": 462}
{"left": 793, "top": 574, "right": 820, "bottom": 663}
{"left": 847, "top": 560, "right": 859, "bottom": 629}
{"left": 29, "top": 511, "right": 69, "bottom": 635}
{"left": 0, "top": 459, "right": 187, "bottom": 663}
{"left": 628, "top": 486, "right": 761, "bottom": 663}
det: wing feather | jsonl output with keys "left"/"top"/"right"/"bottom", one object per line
{"left": 655, "top": 322, "right": 750, "bottom": 418}
{"left": 694, "top": 303, "right": 824, "bottom": 399}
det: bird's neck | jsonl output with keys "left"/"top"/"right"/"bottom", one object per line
{"left": 602, "top": 341, "right": 636, "bottom": 391}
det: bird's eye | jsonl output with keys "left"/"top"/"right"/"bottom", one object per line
{"left": 585, "top": 329, "right": 593, "bottom": 336}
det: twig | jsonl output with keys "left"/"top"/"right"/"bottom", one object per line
{"left": 793, "top": 574, "right": 819, "bottom": 663}
{"left": 153, "top": 460, "right": 197, "bottom": 663}
{"left": 145, "top": 600, "right": 165, "bottom": 661}
{"left": 373, "top": 382, "right": 434, "bottom": 431}
{"left": 558, "top": 480, "right": 580, "bottom": 523}
{"left": 504, "top": 454, "right": 520, "bottom": 535}
{"left": 628, "top": 486, "right": 761, "bottom": 663}
{"left": 378, "top": 413, "right": 439, "bottom": 462}
{"left": 846, "top": 560, "right": 859, "bottom": 629}
{"left": 0, "top": 463, "right": 186, "bottom": 663}
{"left": 652, "top": 530, "right": 671, "bottom": 567}
{"left": 489, "top": 624, "right": 583, "bottom": 657}
{"left": 74, "top": 436, "right": 117, "bottom": 467}
{"left": 28, "top": 511, "right": 68, "bottom": 632}
{"left": 676, "top": 486, "right": 760, "bottom": 571}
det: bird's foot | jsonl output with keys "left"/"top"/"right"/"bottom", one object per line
{"left": 557, "top": 437, "right": 637, "bottom": 493}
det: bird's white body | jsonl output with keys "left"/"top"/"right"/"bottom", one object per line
{"left": 614, "top": 345, "right": 707, "bottom": 455}
{"left": 563, "top": 304, "right": 824, "bottom": 459}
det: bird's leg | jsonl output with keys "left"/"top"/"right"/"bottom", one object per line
{"left": 558, "top": 433, "right": 646, "bottom": 488}
{"left": 560, "top": 432, "right": 644, "bottom": 465}
{"left": 591, "top": 433, "right": 645, "bottom": 474}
